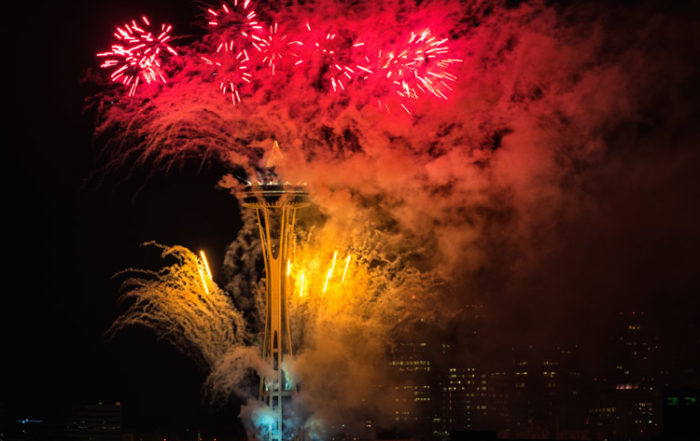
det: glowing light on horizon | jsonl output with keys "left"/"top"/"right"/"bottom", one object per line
{"left": 97, "top": 16, "right": 178, "bottom": 97}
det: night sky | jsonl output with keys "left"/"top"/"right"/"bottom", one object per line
{"left": 5, "top": 0, "right": 700, "bottom": 437}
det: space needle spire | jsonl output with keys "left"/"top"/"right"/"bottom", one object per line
{"left": 240, "top": 141, "right": 309, "bottom": 441}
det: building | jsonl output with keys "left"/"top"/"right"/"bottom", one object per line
{"left": 382, "top": 310, "right": 669, "bottom": 441}
{"left": 662, "top": 388, "right": 700, "bottom": 440}
{"left": 62, "top": 401, "right": 122, "bottom": 441}
{"left": 388, "top": 342, "right": 435, "bottom": 437}
{"left": 588, "top": 311, "right": 662, "bottom": 440}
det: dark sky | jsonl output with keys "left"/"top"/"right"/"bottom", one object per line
{"left": 4, "top": 0, "right": 700, "bottom": 436}
{"left": 5, "top": 0, "right": 245, "bottom": 434}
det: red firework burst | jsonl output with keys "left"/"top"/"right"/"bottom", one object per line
{"left": 302, "top": 23, "right": 367, "bottom": 93}
{"left": 201, "top": 41, "right": 252, "bottom": 105}
{"left": 97, "top": 16, "right": 178, "bottom": 97}
{"left": 251, "top": 23, "right": 303, "bottom": 76}
{"left": 304, "top": 22, "right": 340, "bottom": 56}
{"left": 352, "top": 28, "right": 461, "bottom": 114}
{"left": 206, "top": 0, "right": 263, "bottom": 38}
{"left": 329, "top": 40, "right": 372, "bottom": 93}
{"left": 379, "top": 28, "right": 462, "bottom": 112}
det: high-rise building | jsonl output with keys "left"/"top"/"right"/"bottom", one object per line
{"left": 588, "top": 311, "right": 662, "bottom": 440}
{"left": 62, "top": 402, "right": 122, "bottom": 441}
{"left": 611, "top": 311, "right": 661, "bottom": 438}
{"left": 382, "top": 309, "right": 670, "bottom": 441}
{"left": 388, "top": 342, "right": 434, "bottom": 437}
{"left": 476, "top": 370, "right": 510, "bottom": 433}
{"left": 434, "top": 345, "right": 472, "bottom": 438}
{"left": 507, "top": 344, "right": 588, "bottom": 439}
{"left": 662, "top": 388, "right": 700, "bottom": 440}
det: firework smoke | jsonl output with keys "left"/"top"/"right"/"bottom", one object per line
{"left": 110, "top": 242, "right": 269, "bottom": 402}
{"left": 284, "top": 218, "right": 446, "bottom": 431}
{"left": 95, "top": 0, "right": 700, "bottom": 438}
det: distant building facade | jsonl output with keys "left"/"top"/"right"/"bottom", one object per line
{"left": 588, "top": 311, "right": 662, "bottom": 440}
{"left": 63, "top": 401, "right": 122, "bottom": 441}
{"left": 384, "top": 311, "right": 667, "bottom": 441}
{"left": 2, "top": 401, "right": 121, "bottom": 441}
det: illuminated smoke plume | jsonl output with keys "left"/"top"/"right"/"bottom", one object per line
{"left": 94, "top": 0, "right": 700, "bottom": 437}
{"left": 109, "top": 242, "right": 270, "bottom": 401}
{"left": 215, "top": 202, "right": 445, "bottom": 438}
{"left": 285, "top": 219, "right": 446, "bottom": 431}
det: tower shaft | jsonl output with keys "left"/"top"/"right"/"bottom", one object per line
{"left": 242, "top": 184, "right": 308, "bottom": 441}
{"left": 256, "top": 204, "right": 295, "bottom": 441}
